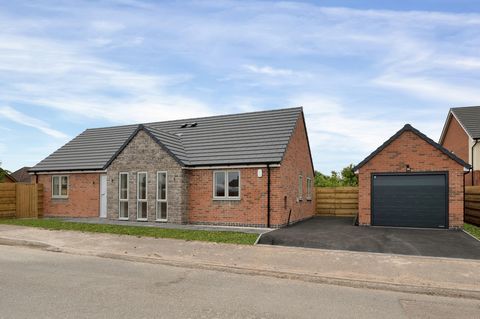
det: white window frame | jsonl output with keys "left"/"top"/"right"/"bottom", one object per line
{"left": 118, "top": 172, "right": 129, "bottom": 220}
{"left": 156, "top": 171, "right": 168, "bottom": 222}
{"left": 52, "top": 175, "right": 69, "bottom": 199}
{"left": 298, "top": 175, "right": 303, "bottom": 201}
{"left": 137, "top": 172, "right": 148, "bottom": 221}
{"left": 213, "top": 170, "right": 241, "bottom": 200}
{"left": 306, "top": 177, "right": 312, "bottom": 201}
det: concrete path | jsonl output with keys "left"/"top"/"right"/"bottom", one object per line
{"left": 0, "top": 224, "right": 480, "bottom": 300}
{"left": 58, "top": 217, "right": 270, "bottom": 234}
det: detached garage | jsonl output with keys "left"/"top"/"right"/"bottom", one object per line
{"left": 354, "top": 124, "right": 470, "bottom": 229}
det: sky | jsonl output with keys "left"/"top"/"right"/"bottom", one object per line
{"left": 0, "top": 0, "right": 479, "bottom": 173}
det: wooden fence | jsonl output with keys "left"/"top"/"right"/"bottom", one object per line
{"left": 465, "top": 186, "right": 480, "bottom": 226}
{"left": 315, "top": 187, "right": 358, "bottom": 216}
{"left": 0, "top": 183, "right": 43, "bottom": 219}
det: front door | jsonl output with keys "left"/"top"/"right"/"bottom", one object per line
{"left": 100, "top": 175, "right": 107, "bottom": 218}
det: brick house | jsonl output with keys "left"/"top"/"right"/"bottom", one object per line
{"left": 354, "top": 124, "right": 470, "bottom": 229}
{"left": 29, "top": 107, "right": 315, "bottom": 228}
{"left": 439, "top": 106, "right": 480, "bottom": 186}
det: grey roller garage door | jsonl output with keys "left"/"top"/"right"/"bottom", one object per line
{"left": 372, "top": 173, "right": 447, "bottom": 228}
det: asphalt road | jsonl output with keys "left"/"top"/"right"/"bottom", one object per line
{"left": 0, "top": 245, "right": 479, "bottom": 319}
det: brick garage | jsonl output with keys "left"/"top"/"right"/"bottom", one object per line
{"left": 354, "top": 124, "right": 470, "bottom": 229}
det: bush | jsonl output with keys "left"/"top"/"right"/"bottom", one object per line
{"left": 315, "top": 164, "right": 358, "bottom": 187}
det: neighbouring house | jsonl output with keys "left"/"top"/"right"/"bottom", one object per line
{"left": 11, "top": 167, "right": 32, "bottom": 183}
{"left": 29, "top": 107, "right": 315, "bottom": 227}
{"left": 439, "top": 106, "right": 480, "bottom": 186}
{"left": 354, "top": 124, "right": 470, "bottom": 229}
{"left": 0, "top": 168, "right": 16, "bottom": 183}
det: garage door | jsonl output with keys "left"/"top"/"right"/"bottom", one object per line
{"left": 372, "top": 173, "right": 447, "bottom": 228}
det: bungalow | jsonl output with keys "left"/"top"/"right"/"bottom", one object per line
{"left": 29, "top": 107, "right": 315, "bottom": 227}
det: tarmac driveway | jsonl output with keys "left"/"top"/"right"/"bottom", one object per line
{"left": 258, "top": 216, "right": 480, "bottom": 259}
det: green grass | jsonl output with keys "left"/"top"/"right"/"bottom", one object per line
{"left": 464, "top": 223, "right": 480, "bottom": 240}
{"left": 0, "top": 219, "right": 258, "bottom": 245}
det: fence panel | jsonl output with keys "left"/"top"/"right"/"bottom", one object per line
{"left": 465, "top": 186, "right": 480, "bottom": 226}
{"left": 315, "top": 187, "right": 358, "bottom": 216}
{"left": 0, "top": 183, "right": 42, "bottom": 219}
{"left": 0, "top": 184, "right": 16, "bottom": 218}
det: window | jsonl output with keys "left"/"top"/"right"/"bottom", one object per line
{"left": 306, "top": 177, "right": 312, "bottom": 200}
{"left": 213, "top": 171, "right": 240, "bottom": 199}
{"left": 298, "top": 175, "right": 303, "bottom": 200}
{"left": 156, "top": 172, "right": 168, "bottom": 221}
{"left": 119, "top": 173, "right": 129, "bottom": 220}
{"left": 137, "top": 172, "right": 148, "bottom": 220}
{"left": 52, "top": 175, "right": 68, "bottom": 198}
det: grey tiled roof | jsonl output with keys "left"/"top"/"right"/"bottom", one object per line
{"left": 30, "top": 107, "right": 303, "bottom": 172}
{"left": 451, "top": 106, "right": 480, "bottom": 139}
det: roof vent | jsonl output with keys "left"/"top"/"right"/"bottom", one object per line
{"left": 179, "top": 122, "right": 198, "bottom": 128}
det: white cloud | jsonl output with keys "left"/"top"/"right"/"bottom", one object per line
{"left": 373, "top": 75, "right": 480, "bottom": 105}
{"left": 243, "top": 64, "right": 295, "bottom": 76}
{"left": 0, "top": 106, "right": 68, "bottom": 138}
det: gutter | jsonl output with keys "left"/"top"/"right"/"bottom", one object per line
{"left": 472, "top": 139, "right": 479, "bottom": 185}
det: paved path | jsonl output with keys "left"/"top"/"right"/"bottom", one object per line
{"left": 59, "top": 217, "right": 270, "bottom": 234}
{"left": 0, "top": 224, "right": 480, "bottom": 299}
{"left": 1, "top": 245, "right": 479, "bottom": 319}
{"left": 259, "top": 217, "right": 480, "bottom": 259}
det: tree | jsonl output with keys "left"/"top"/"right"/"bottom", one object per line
{"left": 0, "top": 161, "right": 11, "bottom": 182}
{"left": 315, "top": 164, "right": 358, "bottom": 187}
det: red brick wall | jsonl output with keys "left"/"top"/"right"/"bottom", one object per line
{"left": 38, "top": 173, "right": 100, "bottom": 217}
{"left": 270, "top": 112, "right": 315, "bottom": 226}
{"left": 358, "top": 130, "right": 465, "bottom": 228}
{"left": 187, "top": 113, "right": 315, "bottom": 227}
{"left": 441, "top": 116, "right": 469, "bottom": 163}
{"left": 187, "top": 168, "right": 268, "bottom": 226}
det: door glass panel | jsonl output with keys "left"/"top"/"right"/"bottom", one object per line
{"left": 120, "top": 174, "right": 128, "bottom": 199}
{"left": 120, "top": 202, "right": 128, "bottom": 218}
{"left": 158, "top": 173, "right": 166, "bottom": 200}
{"left": 138, "top": 173, "right": 147, "bottom": 199}
{"left": 138, "top": 202, "right": 147, "bottom": 219}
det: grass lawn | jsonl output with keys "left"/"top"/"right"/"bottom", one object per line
{"left": 464, "top": 223, "right": 480, "bottom": 240}
{"left": 0, "top": 219, "right": 259, "bottom": 245}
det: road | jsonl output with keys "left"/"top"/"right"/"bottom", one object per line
{"left": 0, "top": 245, "right": 478, "bottom": 319}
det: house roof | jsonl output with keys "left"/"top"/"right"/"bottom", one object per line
{"left": 30, "top": 107, "right": 304, "bottom": 172}
{"left": 440, "top": 106, "right": 480, "bottom": 143}
{"left": 11, "top": 167, "right": 32, "bottom": 183}
{"left": 0, "top": 168, "right": 16, "bottom": 182}
{"left": 354, "top": 124, "right": 471, "bottom": 172}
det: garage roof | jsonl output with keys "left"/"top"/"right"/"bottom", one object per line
{"left": 354, "top": 124, "right": 471, "bottom": 171}
{"left": 30, "top": 107, "right": 303, "bottom": 172}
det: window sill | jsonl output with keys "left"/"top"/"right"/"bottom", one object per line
{"left": 155, "top": 219, "right": 167, "bottom": 222}
{"left": 52, "top": 197, "right": 68, "bottom": 200}
{"left": 213, "top": 197, "right": 241, "bottom": 201}
{"left": 136, "top": 218, "right": 148, "bottom": 222}
{"left": 119, "top": 217, "right": 129, "bottom": 221}
{"left": 306, "top": 198, "right": 312, "bottom": 201}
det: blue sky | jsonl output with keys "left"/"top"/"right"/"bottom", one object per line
{"left": 1, "top": 0, "right": 479, "bottom": 173}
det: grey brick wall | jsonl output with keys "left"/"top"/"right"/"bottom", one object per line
{"left": 106, "top": 130, "right": 188, "bottom": 223}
